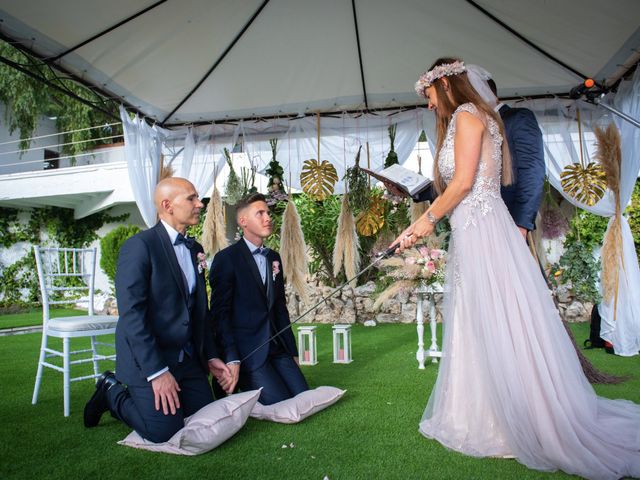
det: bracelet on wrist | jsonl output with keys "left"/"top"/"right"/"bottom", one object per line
{"left": 426, "top": 211, "right": 439, "bottom": 225}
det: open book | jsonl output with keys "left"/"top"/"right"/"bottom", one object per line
{"left": 362, "top": 164, "right": 432, "bottom": 200}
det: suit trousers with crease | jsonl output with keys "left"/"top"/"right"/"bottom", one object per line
{"left": 107, "top": 354, "right": 213, "bottom": 443}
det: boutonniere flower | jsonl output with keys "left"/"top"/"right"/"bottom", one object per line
{"left": 197, "top": 252, "right": 207, "bottom": 274}
{"left": 272, "top": 261, "right": 280, "bottom": 281}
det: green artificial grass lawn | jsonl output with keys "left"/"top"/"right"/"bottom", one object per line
{"left": 1, "top": 323, "right": 638, "bottom": 480}
{"left": 0, "top": 308, "right": 84, "bottom": 330}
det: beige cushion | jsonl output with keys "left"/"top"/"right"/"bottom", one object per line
{"left": 48, "top": 315, "right": 117, "bottom": 332}
{"left": 118, "top": 389, "right": 260, "bottom": 455}
{"left": 250, "top": 386, "right": 346, "bottom": 424}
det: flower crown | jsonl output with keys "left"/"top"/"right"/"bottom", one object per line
{"left": 414, "top": 60, "right": 467, "bottom": 98}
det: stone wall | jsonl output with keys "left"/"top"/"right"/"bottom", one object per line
{"left": 284, "top": 277, "right": 592, "bottom": 325}
{"left": 95, "top": 278, "right": 593, "bottom": 325}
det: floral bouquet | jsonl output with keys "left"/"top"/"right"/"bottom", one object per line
{"left": 373, "top": 234, "right": 447, "bottom": 310}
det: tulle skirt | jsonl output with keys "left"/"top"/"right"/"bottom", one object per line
{"left": 419, "top": 199, "right": 640, "bottom": 480}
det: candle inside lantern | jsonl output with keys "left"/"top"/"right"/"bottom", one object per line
{"left": 303, "top": 351, "right": 310, "bottom": 362}
{"left": 338, "top": 348, "right": 344, "bottom": 360}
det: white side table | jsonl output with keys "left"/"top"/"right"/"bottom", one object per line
{"left": 416, "top": 282, "right": 443, "bottom": 369}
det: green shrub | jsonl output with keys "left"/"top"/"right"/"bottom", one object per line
{"left": 564, "top": 209, "right": 609, "bottom": 251}
{"left": 100, "top": 225, "right": 142, "bottom": 285}
{"left": 295, "top": 193, "right": 342, "bottom": 285}
{"left": 627, "top": 179, "right": 640, "bottom": 265}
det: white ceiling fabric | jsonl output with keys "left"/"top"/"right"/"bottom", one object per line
{"left": 1, "top": 0, "right": 639, "bottom": 124}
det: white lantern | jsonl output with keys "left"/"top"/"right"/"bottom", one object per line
{"left": 297, "top": 326, "right": 318, "bottom": 365}
{"left": 332, "top": 324, "right": 353, "bottom": 363}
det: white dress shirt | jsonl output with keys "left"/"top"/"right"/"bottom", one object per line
{"left": 146, "top": 221, "right": 197, "bottom": 382}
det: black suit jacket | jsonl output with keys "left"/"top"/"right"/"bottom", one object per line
{"left": 114, "top": 222, "right": 217, "bottom": 386}
{"left": 414, "top": 104, "right": 545, "bottom": 231}
{"left": 209, "top": 239, "right": 298, "bottom": 372}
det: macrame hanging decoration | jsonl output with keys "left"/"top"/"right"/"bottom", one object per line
{"left": 201, "top": 168, "right": 228, "bottom": 256}
{"left": 596, "top": 123, "right": 623, "bottom": 315}
{"left": 300, "top": 114, "right": 338, "bottom": 201}
{"left": 560, "top": 109, "right": 607, "bottom": 206}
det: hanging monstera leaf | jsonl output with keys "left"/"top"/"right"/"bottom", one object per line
{"left": 356, "top": 193, "right": 386, "bottom": 236}
{"left": 560, "top": 162, "right": 607, "bottom": 206}
{"left": 300, "top": 159, "right": 339, "bottom": 201}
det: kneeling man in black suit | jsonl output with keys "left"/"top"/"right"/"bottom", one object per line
{"left": 210, "top": 193, "right": 309, "bottom": 405}
{"left": 84, "top": 177, "right": 230, "bottom": 442}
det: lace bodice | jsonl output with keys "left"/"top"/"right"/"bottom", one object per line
{"left": 438, "top": 103, "right": 503, "bottom": 229}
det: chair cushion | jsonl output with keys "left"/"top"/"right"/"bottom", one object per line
{"left": 250, "top": 386, "right": 346, "bottom": 424}
{"left": 48, "top": 315, "right": 117, "bottom": 332}
{"left": 118, "top": 390, "right": 260, "bottom": 455}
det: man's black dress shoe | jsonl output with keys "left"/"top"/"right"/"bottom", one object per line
{"left": 83, "top": 371, "right": 118, "bottom": 428}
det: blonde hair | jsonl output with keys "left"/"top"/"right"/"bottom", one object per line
{"left": 424, "top": 57, "right": 512, "bottom": 194}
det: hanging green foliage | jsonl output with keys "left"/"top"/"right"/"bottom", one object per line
{"left": 265, "top": 138, "right": 286, "bottom": 195}
{"left": 0, "top": 40, "right": 121, "bottom": 157}
{"left": 223, "top": 147, "right": 243, "bottom": 205}
{"left": 343, "top": 145, "right": 370, "bottom": 212}
{"left": 384, "top": 124, "right": 399, "bottom": 168}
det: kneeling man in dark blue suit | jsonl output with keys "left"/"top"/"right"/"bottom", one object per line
{"left": 83, "top": 177, "right": 230, "bottom": 442}
{"left": 210, "top": 193, "right": 309, "bottom": 405}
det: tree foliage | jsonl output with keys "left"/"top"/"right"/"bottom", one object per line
{"left": 100, "top": 225, "right": 142, "bottom": 285}
{"left": 0, "top": 40, "right": 121, "bottom": 156}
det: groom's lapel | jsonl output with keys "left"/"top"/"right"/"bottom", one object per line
{"left": 237, "top": 240, "right": 268, "bottom": 303}
{"left": 154, "top": 223, "right": 188, "bottom": 302}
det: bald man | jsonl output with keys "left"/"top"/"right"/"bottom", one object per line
{"left": 83, "top": 177, "right": 230, "bottom": 442}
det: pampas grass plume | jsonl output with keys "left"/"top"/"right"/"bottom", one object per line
{"left": 280, "top": 196, "right": 310, "bottom": 304}
{"left": 333, "top": 193, "right": 361, "bottom": 287}
{"left": 202, "top": 185, "right": 228, "bottom": 256}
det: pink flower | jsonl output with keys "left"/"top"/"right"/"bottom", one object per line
{"left": 417, "top": 246, "right": 430, "bottom": 258}
{"left": 197, "top": 252, "right": 207, "bottom": 274}
{"left": 426, "top": 261, "right": 436, "bottom": 274}
{"left": 405, "top": 257, "right": 417, "bottom": 265}
{"left": 430, "top": 249, "right": 444, "bottom": 260}
{"left": 272, "top": 261, "right": 280, "bottom": 281}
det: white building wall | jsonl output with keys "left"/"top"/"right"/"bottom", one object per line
{"left": 0, "top": 104, "right": 60, "bottom": 174}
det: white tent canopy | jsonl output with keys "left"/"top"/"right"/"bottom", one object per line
{"left": 1, "top": 0, "right": 639, "bottom": 125}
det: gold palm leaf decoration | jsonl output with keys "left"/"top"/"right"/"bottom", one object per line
{"left": 300, "top": 158, "right": 339, "bottom": 201}
{"left": 560, "top": 162, "right": 607, "bottom": 206}
{"left": 560, "top": 108, "right": 607, "bottom": 207}
{"left": 356, "top": 192, "right": 385, "bottom": 236}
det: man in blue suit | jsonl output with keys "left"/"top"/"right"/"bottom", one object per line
{"left": 210, "top": 193, "right": 309, "bottom": 405}
{"left": 83, "top": 177, "right": 230, "bottom": 442}
{"left": 488, "top": 78, "right": 545, "bottom": 238}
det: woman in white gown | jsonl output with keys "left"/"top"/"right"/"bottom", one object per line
{"left": 395, "top": 58, "right": 640, "bottom": 480}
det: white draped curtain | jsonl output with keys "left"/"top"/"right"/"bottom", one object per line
{"left": 230, "top": 109, "right": 435, "bottom": 194}
{"left": 519, "top": 68, "right": 640, "bottom": 356}
{"left": 120, "top": 106, "right": 167, "bottom": 227}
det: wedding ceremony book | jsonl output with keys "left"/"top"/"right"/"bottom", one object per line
{"left": 362, "top": 164, "right": 432, "bottom": 200}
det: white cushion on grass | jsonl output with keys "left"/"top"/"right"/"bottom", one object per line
{"left": 250, "top": 386, "right": 346, "bottom": 424}
{"left": 118, "top": 389, "right": 261, "bottom": 455}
